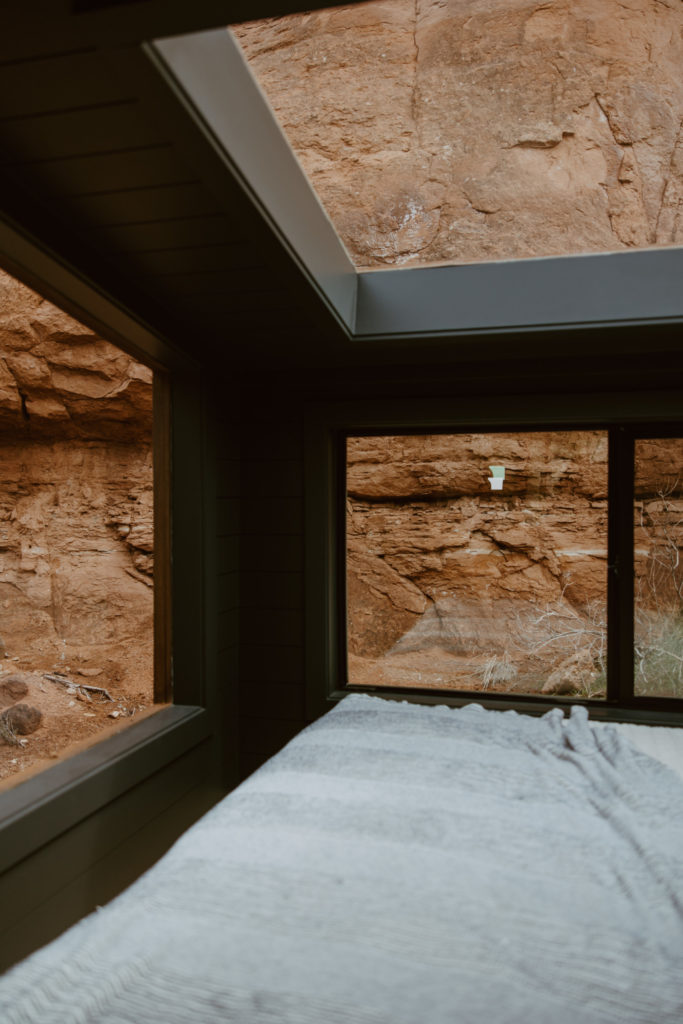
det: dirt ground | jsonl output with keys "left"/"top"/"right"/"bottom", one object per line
{"left": 348, "top": 648, "right": 606, "bottom": 700}
{"left": 0, "top": 653, "right": 159, "bottom": 791}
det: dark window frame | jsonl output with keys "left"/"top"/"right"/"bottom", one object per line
{"left": 0, "top": 214, "right": 214, "bottom": 874}
{"left": 305, "top": 397, "right": 683, "bottom": 727}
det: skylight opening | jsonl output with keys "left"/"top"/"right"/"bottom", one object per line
{"left": 233, "top": 0, "right": 683, "bottom": 271}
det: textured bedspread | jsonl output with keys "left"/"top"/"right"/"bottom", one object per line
{"left": 2, "top": 695, "right": 683, "bottom": 1023}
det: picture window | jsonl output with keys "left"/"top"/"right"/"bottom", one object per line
{"left": 0, "top": 268, "right": 168, "bottom": 789}
{"left": 341, "top": 426, "right": 683, "bottom": 711}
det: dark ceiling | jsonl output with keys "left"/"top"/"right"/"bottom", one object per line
{"left": 0, "top": 1, "right": 681, "bottom": 387}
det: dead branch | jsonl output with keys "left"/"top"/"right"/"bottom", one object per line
{"left": 0, "top": 709, "right": 23, "bottom": 747}
{"left": 43, "top": 673, "right": 114, "bottom": 702}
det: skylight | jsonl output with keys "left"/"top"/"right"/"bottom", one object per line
{"left": 233, "top": 0, "right": 683, "bottom": 270}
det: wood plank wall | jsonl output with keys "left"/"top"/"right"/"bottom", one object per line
{"left": 0, "top": 383, "right": 233, "bottom": 971}
{"left": 0, "top": 742, "right": 222, "bottom": 972}
{"left": 214, "top": 388, "right": 242, "bottom": 789}
{"left": 238, "top": 406, "right": 308, "bottom": 779}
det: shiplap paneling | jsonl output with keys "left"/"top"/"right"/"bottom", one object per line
{"left": 0, "top": 102, "right": 169, "bottom": 162}
{"left": 128, "top": 246, "right": 252, "bottom": 279}
{"left": 213, "top": 396, "right": 240, "bottom": 791}
{"left": 240, "top": 717, "right": 304, "bottom": 754}
{"left": 0, "top": 50, "right": 129, "bottom": 119}
{"left": 238, "top": 414, "right": 307, "bottom": 780}
{"left": 240, "top": 645, "right": 304, "bottom": 685}
{"left": 240, "top": 571, "right": 304, "bottom": 611}
{"left": 241, "top": 533, "right": 303, "bottom": 573}
{"left": 62, "top": 181, "right": 221, "bottom": 226}
{"left": 0, "top": 740, "right": 219, "bottom": 972}
{"left": 240, "top": 497, "right": 303, "bottom": 537}
{"left": 96, "top": 214, "right": 238, "bottom": 252}
{"left": 9, "top": 145, "right": 181, "bottom": 195}
{"left": 239, "top": 680, "right": 304, "bottom": 720}
{"left": 240, "top": 606, "right": 302, "bottom": 648}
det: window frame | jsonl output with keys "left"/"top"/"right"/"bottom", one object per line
{"left": 0, "top": 213, "right": 215, "bottom": 874}
{"left": 305, "top": 395, "right": 683, "bottom": 726}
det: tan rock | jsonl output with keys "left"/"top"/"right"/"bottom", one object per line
{"left": 541, "top": 650, "right": 598, "bottom": 695}
{"left": 347, "top": 546, "right": 427, "bottom": 656}
{"left": 0, "top": 674, "right": 29, "bottom": 708}
{"left": 2, "top": 703, "right": 43, "bottom": 735}
{"left": 236, "top": 0, "right": 683, "bottom": 268}
{"left": 0, "top": 270, "right": 152, "bottom": 439}
{"left": 0, "top": 268, "right": 154, "bottom": 705}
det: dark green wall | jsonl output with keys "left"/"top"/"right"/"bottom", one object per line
{"left": 0, "top": 374, "right": 238, "bottom": 972}
{"left": 2, "top": 333, "right": 682, "bottom": 971}
{"left": 234, "top": 348, "right": 683, "bottom": 776}
{"left": 238, "top": 412, "right": 307, "bottom": 778}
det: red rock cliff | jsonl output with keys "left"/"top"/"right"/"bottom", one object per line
{"left": 236, "top": 0, "right": 683, "bottom": 267}
{"left": 0, "top": 270, "right": 153, "bottom": 692}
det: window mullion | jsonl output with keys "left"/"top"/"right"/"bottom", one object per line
{"left": 607, "top": 427, "right": 634, "bottom": 704}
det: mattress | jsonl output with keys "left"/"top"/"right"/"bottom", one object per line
{"left": 603, "top": 720, "right": 683, "bottom": 781}
{"left": 1, "top": 694, "right": 683, "bottom": 1024}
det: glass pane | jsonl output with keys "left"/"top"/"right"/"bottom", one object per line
{"left": 0, "top": 268, "right": 158, "bottom": 791}
{"left": 347, "top": 431, "right": 608, "bottom": 698}
{"left": 634, "top": 439, "right": 683, "bottom": 697}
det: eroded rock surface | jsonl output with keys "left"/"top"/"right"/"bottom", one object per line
{"left": 235, "top": 0, "right": 683, "bottom": 267}
{"left": 346, "top": 433, "right": 681, "bottom": 695}
{"left": 0, "top": 272, "right": 152, "bottom": 439}
{"left": 0, "top": 269, "right": 154, "bottom": 781}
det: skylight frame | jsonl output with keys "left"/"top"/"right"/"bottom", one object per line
{"left": 151, "top": 25, "right": 683, "bottom": 345}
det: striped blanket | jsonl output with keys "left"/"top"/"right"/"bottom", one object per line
{"left": 2, "top": 694, "right": 683, "bottom": 1023}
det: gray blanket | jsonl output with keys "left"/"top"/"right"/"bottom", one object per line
{"left": 2, "top": 695, "right": 683, "bottom": 1023}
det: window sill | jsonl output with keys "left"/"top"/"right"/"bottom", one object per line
{"left": 330, "top": 688, "right": 683, "bottom": 728}
{"left": 0, "top": 704, "right": 210, "bottom": 875}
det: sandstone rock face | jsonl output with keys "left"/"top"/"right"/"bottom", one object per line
{"left": 0, "top": 674, "right": 29, "bottom": 708}
{"left": 0, "top": 269, "right": 154, "bottom": 782}
{"left": 235, "top": 0, "right": 683, "bottom": 267}
{"left": 0, "top": 272, "right": 152, "bottom": 439}
{"left": 346, "top": 432, "right": 683, "bottom": 696}
{"left": 346, "top": 431, "right": 610, "bottom": 693}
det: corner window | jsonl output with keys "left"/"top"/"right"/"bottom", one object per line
{"left": 305, "top": 406, "right": 683, "bottom": 721}
{"left": 0, "top": 268, "right": 168, "bottom": 789}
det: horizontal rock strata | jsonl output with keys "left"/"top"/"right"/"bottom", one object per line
{"left": 0, "top": 269, "right": 154, "bottom": 781}
{"left": 346, "top": 432, "right": 682, "bottom": 695}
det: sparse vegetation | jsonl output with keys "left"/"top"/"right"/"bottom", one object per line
{"left": 479, "top": 651, "right": 517, "bottom": 690}
{"left": 635, "top": 481, "right": 683, "bottom": 697}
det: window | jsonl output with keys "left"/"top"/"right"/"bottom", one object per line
{"left": 305, "top": 401, "right": 683, "bottom": 722}
{"left": 235, "top": 1, "right": 683, "bottom": 271}
{"left": 346, "top": 430, "right": 608, "bottom": 700}
{"left": 0, "top": 267, "right": 169, "bottom": 790}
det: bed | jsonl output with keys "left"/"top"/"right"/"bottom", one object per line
{"left": 1, "top": 693, "right": 682, "bottom": 1023}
